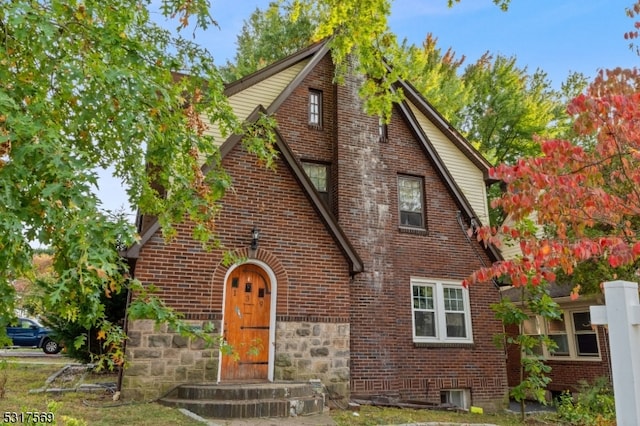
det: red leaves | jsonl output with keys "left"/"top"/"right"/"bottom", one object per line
{"left": 465, "top": 67, "right": 640, "bottom": 292}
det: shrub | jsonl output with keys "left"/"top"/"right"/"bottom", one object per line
{"left": 555, "top": 377, "right": 615, "bottom": 425}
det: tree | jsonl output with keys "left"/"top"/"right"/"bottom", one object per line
{"left": 219, "top": 2, "right": 318, "bottom": 82}
{"left": 0, "top": 0, "right": 275, "bottom": 366}
{"left": 464, "top": 67, "right": 640, "bottom": 298}
{"left": 460, "top": 54, "right": 579, "bottom": 165}
{"left": 404, "top": 34, "right": 470, "bottom": 123}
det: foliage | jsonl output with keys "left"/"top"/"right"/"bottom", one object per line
{"left": 219, "top": 1, "right": 318, "bottom": 82}
{"left": 460, "top": 54, "right": 582, "bottom": 165}
{"left": 492, "top": 282, "right": 560, "bottom": 420}
{"left": 464, "top": 68, "right": 640, "bottom": 298}
{"left": 0, "top": 0, "right": 280, "bottom": 366}
{"left": 555, "top": 377, "right": 616, "bottom": 426}
{"left": 404, "top": 34, "right": 470, "bottom": 123}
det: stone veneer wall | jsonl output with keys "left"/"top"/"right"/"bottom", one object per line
{"left": 122, "top": 319, "right": 221, "bottom": 400}
{"left": 274, "top": 321, "right": 350, "bottom": 402}
{"left": 122, "top": 319, "right": 350, "bottom": 402}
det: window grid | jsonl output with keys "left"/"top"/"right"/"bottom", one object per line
{"left": 522, "top": 310, "right": 600, "bottom": 360}
{"left": 411, "top": 279, "right": 472, "bottom": 344}
{"left": 302, "top": 163, "right": 327, "bottom": 192}
{"left": 309, "top": 90, "right": 322, "bottom": 128}
{"left": 398, "top": 175, "right": 424, "bottom": 228}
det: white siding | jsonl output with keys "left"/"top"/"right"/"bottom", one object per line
{"left": 205, "top": 59, "right": 311, "bottom": 144}
{"left": 408, "top": 102, "right": 490, "bottom": 225}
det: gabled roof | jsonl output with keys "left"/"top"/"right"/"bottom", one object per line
{"left": 126, "top": 40, "right": 502, "bottom": 265}
{"left": 218, "top": 106, "right": 364, "bottom": 274}
{"left": 125, "top": 105, "right": 365, "bottom": 275}
{"left": 398, "top": 80, "right": 494, "bottom": 181}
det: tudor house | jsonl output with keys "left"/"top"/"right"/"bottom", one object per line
{"left": 123, "top": 40, "right": 508, "bottom": 411}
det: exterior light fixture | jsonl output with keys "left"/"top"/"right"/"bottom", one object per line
{"left": 251, "top": 226, "right": 260, "bottom": 250}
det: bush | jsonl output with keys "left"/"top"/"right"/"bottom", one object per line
{"left": 555, "top": 377, "right": 615, "bottom": 425}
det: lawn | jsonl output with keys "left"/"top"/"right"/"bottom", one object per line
{"left": 0, "top": 358, "right": 563, "bottom": 425}
{"left": 0, "top": 358, "right": 202, "bottom": 426}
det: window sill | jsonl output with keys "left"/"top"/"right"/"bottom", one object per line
{"left": 545, "top": 356, "right": 603, "bottom": 362}
{"left": 308, "top": 124, "right": 323, "bottom": 131}
{"left": 399, "top": 226, "right": 427, "bottom": 236}
{"left": 413, "top": 341, "right": 475, "bottom": 348}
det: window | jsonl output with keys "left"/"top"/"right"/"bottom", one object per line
{"left": 522, "top": 309, "right": 600, "bottom": 359}
{"left": 573, "top": 311, "right": 599, "bottom": 356}
{"left": 302, "top": 162, "right": 330, "bottom": 206}
{"left": 308, "top": 89, "right": 322, "bottom": 128}
{"left": 378, "top": 116, "right": 388, "bottom": 142}
{"left": 522, "top": 316, "right": 544, "bottom": 356}
{"left": 398, "top": 175, "right": 424, "bottom": 228}
{"left": 411, "top": 278, "right": 473, "bottom": 344}
{"left": 441, "top": 389, "right": 470, "bottom": 409}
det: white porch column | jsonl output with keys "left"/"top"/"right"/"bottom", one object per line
{"left": 590, "top": 280, "right": 640, "bottom": 426}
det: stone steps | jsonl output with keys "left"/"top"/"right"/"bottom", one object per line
{"left": 159, "top": 382, "right": 325, "bottom": 419}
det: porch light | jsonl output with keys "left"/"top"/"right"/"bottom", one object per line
{"left": 251, "top": 226, "right": 260, "bottom": 250}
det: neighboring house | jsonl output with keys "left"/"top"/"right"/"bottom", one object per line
{"left": 123, "top": 40, "right": 508, "bottom": 411}
{"left": 502, "top": 283, "right": 612, "bottom": 397}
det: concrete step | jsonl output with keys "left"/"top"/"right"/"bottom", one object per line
{"left": 159, "top": 382, "right": 325, "bottom": 419}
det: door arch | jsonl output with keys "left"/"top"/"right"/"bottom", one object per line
{"left": 220, "top": 261, "right": 276, "bottom": 382}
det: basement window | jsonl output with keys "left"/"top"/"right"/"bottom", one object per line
{"left": 440, "top": 389, "right": 470, "bottom": 409}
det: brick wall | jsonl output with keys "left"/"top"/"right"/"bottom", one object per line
{"left": 329, "top": 56, "right": 507, "bottom": 411}
{"left": 127, "top": 138, "right": 353, "bottom": 397}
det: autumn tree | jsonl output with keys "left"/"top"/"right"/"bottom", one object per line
{"left": 465, "top": 67, "right": 640, "bottom": 297}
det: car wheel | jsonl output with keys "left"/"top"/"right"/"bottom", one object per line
{"left": 42, "top": 339, "right": 61, "bottom": 354}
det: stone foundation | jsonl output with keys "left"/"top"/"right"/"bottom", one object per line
{"left": 122, "top": 319, "right": 221, "bottom": 400}
{"left": 122, "top": 319, "right": 350, "bottom": 402}
{"left": 274, "top": 321, "right": 350, "bottom": 402}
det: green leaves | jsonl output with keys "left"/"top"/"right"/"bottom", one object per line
{"left": 0, "top": 0, "right": 281, "bottom": 366}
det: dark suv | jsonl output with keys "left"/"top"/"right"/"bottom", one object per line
{"left": 5, "top": 318, "right": 62, "bottom": 354}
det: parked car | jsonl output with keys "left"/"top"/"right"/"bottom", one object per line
{"left": 5, "top": 317, "right": 62, "bottom": 354}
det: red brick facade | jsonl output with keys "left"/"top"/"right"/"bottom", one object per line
{"left": 127, "top": 47, "right": 508, "bottom": 409}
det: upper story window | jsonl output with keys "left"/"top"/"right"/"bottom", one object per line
{"left": 411, "top": 278, "right": 473, "bottom": 344}
{"left": 378, "top": 117, "right": 388, "bottom": 142}
{"left": 398, "top": 175, "right": 424, "bottom": 228}
{"left": 522, "top": 309, "right": 600, "bottom": 360}
{"left": 302, "top": 161, "right": 330, "bottom": 206}
{"left": 308, "top": 89, "right": 322, "bottom": 129}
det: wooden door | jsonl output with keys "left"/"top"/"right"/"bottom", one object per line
{"left": 221, "top": 264, "right": 271, "bottom": 381}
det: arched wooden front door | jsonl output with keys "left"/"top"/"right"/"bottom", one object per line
{"left": 221, "top": 264, "right": 272, "bottom": 381}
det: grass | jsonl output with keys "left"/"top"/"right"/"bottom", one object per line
{"left": 330, "top": 404, "right": 546, "bottom": 426}
{"left": 0, "top": 358, "right": 563, "bottom": 425}
{"left": 0, "top": 358, "right": 202, "bottom": 426}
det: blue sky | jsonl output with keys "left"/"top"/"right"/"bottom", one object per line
{"left": 103, "top": 0, "right": 639, "bottom": 216}
{"left": 188, "top": 0, "right": 638, "bottom": 85}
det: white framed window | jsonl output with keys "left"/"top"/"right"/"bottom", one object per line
{"left": 308, "top": 89, "right": 322, "bottom": 128}
{"left": 522, "top": 309, "right": 600, "bottom": 360}
{"left": 411, "top": 278, "right": 473, "bottom": 344}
